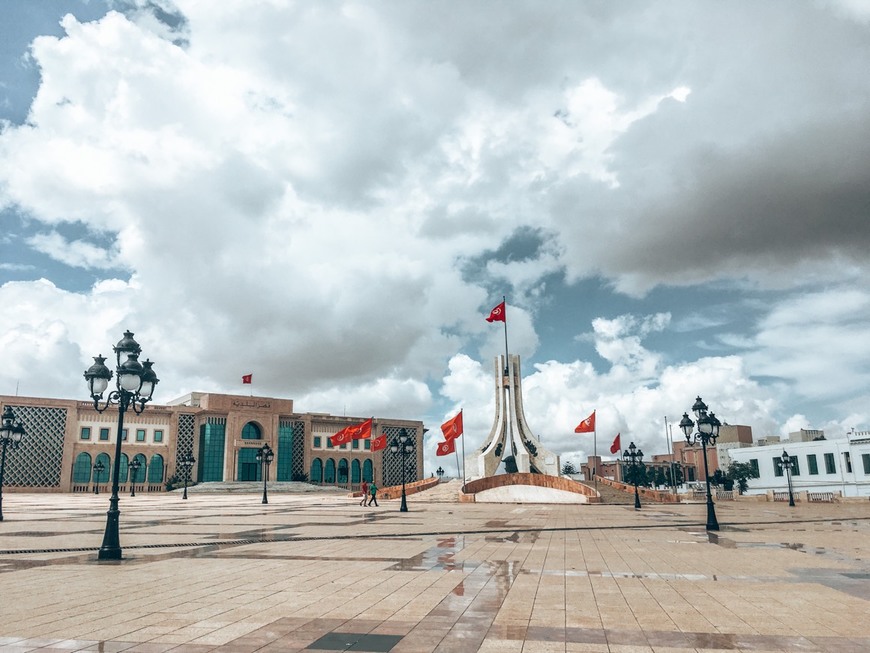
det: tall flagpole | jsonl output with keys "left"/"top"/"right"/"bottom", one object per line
{"left": 593, "top": 419, "right": 598, "bottom": 492}
{"left": 501, "top": 295, "right": 510, "bottom": 374}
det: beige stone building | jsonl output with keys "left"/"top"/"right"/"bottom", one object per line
{"left": 0, "top": 392, "right": 423, "bottom": 493}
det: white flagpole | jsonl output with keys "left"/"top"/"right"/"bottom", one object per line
{"left": 593, "top": 414, "right": 598, "bottom": 492}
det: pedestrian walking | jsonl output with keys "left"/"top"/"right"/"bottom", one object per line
{"left": 360, "top": 480, "right": 369, "bottom": 506}
{"left": 367, "top": 481, "right": 378, "bottom": 507}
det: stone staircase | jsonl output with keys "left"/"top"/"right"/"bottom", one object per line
{"left": 579, "top": 480, "right": 636, "bottom": 504}
{"left": 412, "top": 478, "right": 464, "bottom": 502}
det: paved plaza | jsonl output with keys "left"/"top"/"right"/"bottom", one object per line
{"left": 0, "top": 484, "right": 869, "bottom": 652}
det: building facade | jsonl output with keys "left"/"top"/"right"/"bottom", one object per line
{"left": 729, "top": 431, "right": 870, "bottom": 497}
{"left": 0, "top": 392, "right": 423, "bottom": 493}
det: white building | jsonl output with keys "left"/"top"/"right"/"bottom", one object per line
{"left": 729, "top": 431, "right": 870, "bottom": 497}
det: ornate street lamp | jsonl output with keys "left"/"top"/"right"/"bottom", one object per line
{"left": 680, "top": 396, "right": 721, "bottom": 531}
{"left": 389, "top": 428, "right": 414, "bottom": 512}
{"left": 436, "top": 466, "right": 444, "bottom": 481}
{"left": 179, "top": 451, "right": 196, "bottom": 500}
{"left": 84, "top": 330, "right": 159, "bottom": 560}
{"left": 256, "top": 443, "right": 274, "bottom": 504}
{"left": 0, "top": 405, "right": 27, "bottom": 522}
{"left": 779, "top": 450, "right": 796, "bottom": 507}
{"left": 622, "top": 441, "right": 644, "bottom": 510}
{"left": 93, "top": 460, "right": 105, "bottom": 494}
{"left": 129, "top": 457, "right": 142, "bottom": 497}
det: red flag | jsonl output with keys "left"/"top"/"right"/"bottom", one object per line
{"left": 370, "top": 434, "right": 387, "bottom": 452}
{"left": 440, "top": 410, "right": 463, "bottom": 440}
{"left": 329, "top": 426, "right": 354, "bottom": 446}
{"left": 574, "top": 410, "right": 595, "bottom": 433}
{"left": 349, "top": 417, "right": 373, "bottom": 440}
{"left": 436, "top": 439, "right": 456, "bottom": 456}
{"left": 485, "top": 301, "right": 506, "bottom": 323}
{"left": 610, "top": 433, "right": 621, "bottom": 455}
{"left": 242, "top": 374, "right": 252, "bottom": 384}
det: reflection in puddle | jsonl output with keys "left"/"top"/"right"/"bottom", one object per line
{"left": 389, "top": 535, "right": 467, "bottom": 571}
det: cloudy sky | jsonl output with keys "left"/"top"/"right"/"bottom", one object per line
{"left": 2, "top": 0, "right": 869, "bottom": 473}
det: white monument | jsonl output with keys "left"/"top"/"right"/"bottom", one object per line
{"left": 465, "top": 354, "right": 560, "bottom": 479}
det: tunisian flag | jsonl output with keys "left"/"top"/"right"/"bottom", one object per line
{"left": 610, "top": 433, "right": 622, "bottom": 455}
{"left": 349, "top": 417, "right": 373, "bottom": 440}
{"left": 485, "top": 301, "right": 506, "bottom": 323}
{"left": 329, "top": 426, "right": 354, "bottom": 446}
{"left": 242, "top": 374, "right": 252, "bottom": 384}
{"left": 436, "top": 439, "right": 456, "bottom": 456}
{"left": 370, "top": 434, "right": 387, "bottom": 452}
{"left": 574, "top": 410, "right": 595, "bottom": 433}
{"left": 441, "top": 410, "right": 463, "bottom": 440}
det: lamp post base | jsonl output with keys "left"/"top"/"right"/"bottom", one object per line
{"left": 400, "top": 491, "right": 408, "bottom": 512}
{"left": 705, "top": 499, "right": 720, "bottom": 531}
{"left": 98, "top": 501, "right": 123, "bottom": 560}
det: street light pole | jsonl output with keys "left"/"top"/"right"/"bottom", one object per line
{"left": 779, "top": 450, "right": 796, "bottom": 507}
{"left": 93, "top": 460, "right": 105, "bottom": 494}
{"left": 84, "top": 330, "right": 159, "bottom": 560}
{"left": 180, "top": 451, "right": 196, "bottom": 500}
{"left": 256, "top": 443, "right": 274, "bottom": 504}
{"left": 390, "top": 428, "right": 414, "bottom": 512}
{"left": 0, "top": 405, "right": 27, "bottom": 522}
{"left": 129, "top": 457, "right": 141, "bottom": 497}
{"left": 680, "top": 396, "right": 721, "bottom": 531}
{"left": 622, "top": 442, "right": 644, "bottom": 510}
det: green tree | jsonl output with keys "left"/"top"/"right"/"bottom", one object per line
{"left": 561, "top": 461, "right": 578, "bottom": 475}
{"left": 654, "top": 466, "right": 667, "bottom": 488}
{"left": 725, "top": 461, "right": 759, "bottom": 494}
{"left": 665, "top": 463, "right": 684, "bottom": 487}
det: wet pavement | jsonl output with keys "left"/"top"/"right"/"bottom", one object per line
{"left": 0, "top": 489, "right": 869, "bottom": 652}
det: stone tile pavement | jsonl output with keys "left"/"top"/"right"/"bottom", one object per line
{"left": 0, "top": 488, "right": 868, "bottom": 652}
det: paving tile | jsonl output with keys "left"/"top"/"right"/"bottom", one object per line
{"left": 1, "top": 491, "right": 869, "bottom": 653}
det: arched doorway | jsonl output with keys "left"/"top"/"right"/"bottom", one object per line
{"left": 363, "top": 459, "right": 373, "bottom": 483}
{"left": 148, "top": 455, "right": 165, "bottom": 483}
{"left": 73, "top": 452, "right": 92, "bottom": 484}
{"left": 351, "top": 459, "right": 361, "bottom": 484}
{"left": 94, "top": 452, "right": 111, "bottom": 486}
{"left": 131, "top": 454, "right": 147, "bottom": 485}
{"left": 241, "top": 422, "right": 262, "bottom": 440}
{"left": 324, "top": 459, "right": 336, "bottom": 484}
{"left": 310, "top": 458, "right": 323, "bottom": 483}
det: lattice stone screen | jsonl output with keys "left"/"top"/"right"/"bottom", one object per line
{"left": 176, "top": 413, "right": 195, "bottom": 456}
{"left": 380, "top": 425, "right": 418, "bottom": 487}
{"left": 3, "top": 405, "right": 67, "bottom": 487}
{"left": 291, "top": 420, "right": 305, "bottom": 479}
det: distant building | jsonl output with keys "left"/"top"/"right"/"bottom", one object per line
{"left": 1, "top": 392, "right": 423, "bottom": 493}
{"left": 789, "top": 428, "right": 825, "bottom": 442}
{"left": 729, "top": 431, "right": 870, "bottom": 497}
{"left": 756, "top": 435, "right": 781, "bottom": 447}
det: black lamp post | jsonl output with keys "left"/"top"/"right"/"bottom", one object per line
{"left": 436, "top": 466, "right": 444, "bottom": 481}
{"left": 0, "top": 405, "right": 27, "bottom": 522}
{"left": 93, "top": 460, "right": 105, "bottom": 494}
{"left": 256, "top": 443, "right": 274, "bottom": 504}
{"left": 389, "top": 428, "right": 414, "bottom": 512}
{"left": 679, "top": 396, "right": 721, "bottom": 531}
{"left": 84, "top": 330, "right": 159, "bottom": 560}
{"left": 129, "top": 457, "right": 141, "bottom": 497}
{"left": 779, "top": 450, "right": 796, "bottom": 507}
{"left": 622, "top": 442, "right": 644, "bottom": 510}
{"left": 179, "top": 451, "right": 196, "bottom": 500}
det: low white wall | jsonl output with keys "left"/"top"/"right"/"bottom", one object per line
{"left": 473, "top": 485, "right": 588, "bottom": 504}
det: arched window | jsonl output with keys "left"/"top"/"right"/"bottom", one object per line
{"left": 310, "top": 458, "right": 323, "bottom": 483}
{"left": 325, "top": 459, "right": 336, "bottom": 484}
{"left": 94, "top": 452, "right": 111, "bottom": 485}
{"left": 119, "top": 453, "right": 129, "bottom": 483}
{"left": 337, "top": 459, "right": 349, "bottom": 484}
{"left": 131, "top": 454, "right": 147, "bottom": 484}
{"left": 241, "top": 422, "right": 262, "bottom": 440}
{"left": 351, "top": 459, "right": 361, "bottom": 484}
{"left": 73, "top": 452, "right": 92, "bottom": 484}
{"left": 363, "top": 459, "right": 373, "bottom": 483}
{"left": 148, "top": 455, "right": 164, "bottom": 483}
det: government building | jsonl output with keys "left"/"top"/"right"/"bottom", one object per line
{"left": 0, "top": 392, "right": 423, "bottom": 493}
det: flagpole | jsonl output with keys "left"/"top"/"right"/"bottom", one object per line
{"left": 501, "top": 295, "right": 509, "bottom": 374}
{"left": 593, "top": 417, "right": 598, "bottom": 492}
